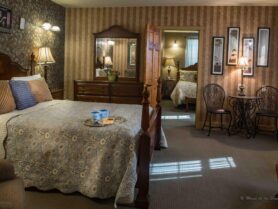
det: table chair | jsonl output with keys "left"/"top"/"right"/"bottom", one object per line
{"left": 203, "top": 84, "right": 232, "bottom": 136}
{"left": 255, "top": 86, "right": 278, "bottom": 140}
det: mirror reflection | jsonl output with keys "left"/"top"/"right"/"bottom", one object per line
{"left": 95, "top": 38, "right": 137, "bottom": 78}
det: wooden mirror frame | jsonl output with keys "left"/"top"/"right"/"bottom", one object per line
{"left": 93, "top": 25, "right": 140, "bottom": 82}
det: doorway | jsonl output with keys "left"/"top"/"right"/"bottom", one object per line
{"left": 160, "top": 29, "right": 200, "bottom": 127}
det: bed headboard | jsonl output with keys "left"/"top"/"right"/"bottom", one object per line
{"left": 0, "top": 53, "right": 31, "bottom": 80}
{"left": 177, "top": 62, "right": 198, "bottom": 81}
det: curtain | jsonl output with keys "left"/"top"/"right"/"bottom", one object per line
{"left": 185, "top": 37, "right": 199, "bottom": 67}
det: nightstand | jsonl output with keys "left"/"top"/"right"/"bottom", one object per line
{"left": 162, "top": 79, "right": 177, "bottom": 99}
{"left": 50, "top": 89, "right": 64, "bottom": 100}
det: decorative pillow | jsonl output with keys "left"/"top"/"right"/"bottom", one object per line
{"left": 11, "top": 74, "right": 41, "bottom": 81}
{"left": 9, "top": 80, "right": 37, "bottom": 110}
{"left": 28, "top": 78, "right": 53, "bottom": 103}
{"left": 180, "top": 71, "right": 197, "bottom": 82}
{"left": 0, "top": 81, "right": 16, "bottom": 114}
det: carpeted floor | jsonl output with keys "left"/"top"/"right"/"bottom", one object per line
{"left": 25, "top": 100, "right": 278, "bottom": 209}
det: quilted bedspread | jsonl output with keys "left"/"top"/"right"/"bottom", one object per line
{"left": 1, "top": 100, "right": 146, "bottom": 206}
{"left": 170, "top": 80, "right": 197, "bottom": 106}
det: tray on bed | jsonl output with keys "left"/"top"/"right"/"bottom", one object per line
{"left": 83, "top": 116, "right": 127, "bottom": 127}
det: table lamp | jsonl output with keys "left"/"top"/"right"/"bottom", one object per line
{"left": 237, "top": 56, "right": 248, "bottom": 96}
{"left": 37, "top": 47, "right": 55, "bottom": 83}
{"left": 104, "top": 56, "right": 113, "bottom": 68}
{"left": 164, "top": 58, "right": 176, "bottom": 80}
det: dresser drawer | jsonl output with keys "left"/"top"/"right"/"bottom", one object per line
{"left": 111, "top": 83, "right": 143, "bottom": 97}
{"left": 75, "top": 83, "right": 109, "bottom": 96}
{"left": 75, "top": 95, "right": 110, "bottom": 103}
{"left": 74, "top": 80, "right": 144, "bottom": 104}
{"left": 111, "top": 97, "right": 142, "bottom": 104}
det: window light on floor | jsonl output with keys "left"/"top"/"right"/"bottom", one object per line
{"left": 150, "top": 157, "right": 236, "bottom": 181}
{"left": 161, "top": 115, "right": 191, "bottom": 120}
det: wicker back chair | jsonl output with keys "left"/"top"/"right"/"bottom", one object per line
{"left": 255, "top": 86, "right": 278, "bottom": 140}
{"left": 203, "top": 84, "right": 232, "bottom": 136}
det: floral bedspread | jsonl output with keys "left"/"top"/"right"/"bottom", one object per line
{"left": 170, "top": 80, "right": 197, "bottom": 106}
{"left": 3, "top": 100, "right": 145, "bottom": 206}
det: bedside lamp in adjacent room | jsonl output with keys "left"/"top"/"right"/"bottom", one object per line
{"left": 164, "top": 58, "right": 176, "bottom": 80}
{"left": 237, "top": 56, "right": 249, "bottom": 96}
{"left": 37, "top": 47, "right": 55, "bottom": 83}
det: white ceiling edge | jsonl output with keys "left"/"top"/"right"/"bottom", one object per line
{"left": 51, "top": 0, "right": 278, "bottom": 8}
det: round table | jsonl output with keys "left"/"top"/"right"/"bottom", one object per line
{"left": 228, "top": 95, "right": 260, "bottom": 138}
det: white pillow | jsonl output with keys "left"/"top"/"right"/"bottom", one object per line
{"left": 11, "top": 74, "right": 42, "bottom": 81}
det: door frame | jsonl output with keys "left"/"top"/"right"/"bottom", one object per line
{"left": 158, "top": 26, "right": 203, "bottom": 128}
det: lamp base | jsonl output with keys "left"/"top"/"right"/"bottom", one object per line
{"left": 238, "top": 85, "right": 245, "bottom": 96}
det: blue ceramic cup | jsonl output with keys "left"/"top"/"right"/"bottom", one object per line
{"left": 91, "top": 111, "right": 101, "bottom": 122}
{"left": 99, "top": 109, "right": 110, "bottom": 119}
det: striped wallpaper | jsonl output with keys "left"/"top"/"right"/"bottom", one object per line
{"left": 64, "top": 6, "right": 278, "bottom": 128}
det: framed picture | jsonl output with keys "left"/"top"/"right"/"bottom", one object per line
{"left": 0, "top": 5, "right": 12, "bottom": 33}
{"left": 256, "top": 27, "right": 270, "bottom": 67}
{"left": 227, "top": 27, "right": 240, "bottom": 66}
{"left": 211, "top": 37, "right": 225, "bottom": 75}
{"left": 242, "top": 37, "right": 255, "bottom": 76}
{"left": 128, "top": 41, "right": 136, "bottom": 67}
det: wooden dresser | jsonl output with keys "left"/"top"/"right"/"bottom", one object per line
{"left": 74, "top": 80, "right": 144, "bottom": 104}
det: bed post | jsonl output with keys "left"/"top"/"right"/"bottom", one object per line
{"left": 135, "top": 84, "right": 151, "bottom": 209}
{"left": 155, "top": 78, "right": 162, "bottom": 150}
{"left": 176, "top": 61, "right": 180, "bottom": 81}
{"left": 276, "top": 163, "right": 278, "bottom": 198}
{"left": 30, "top": 53, "right": 35, "bottom": 75}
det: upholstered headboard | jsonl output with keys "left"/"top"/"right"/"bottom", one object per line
{"left": 0, "top": 53, "right": 31, "bottom": 80}
{"left": 177, "top": 62, "right": 198, "bottom": 81}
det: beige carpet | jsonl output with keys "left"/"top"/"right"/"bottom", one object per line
{"left": 25, "top": 100, "right": 278, "bottom": 209}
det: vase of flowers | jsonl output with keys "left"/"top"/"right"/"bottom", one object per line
{"left": 107, "top": 70, "right": 119, "bottom": 82}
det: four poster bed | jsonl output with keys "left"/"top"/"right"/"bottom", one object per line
{"left": 0, "top": 52, "right": 161, "bottom": 209}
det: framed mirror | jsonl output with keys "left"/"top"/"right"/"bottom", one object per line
{"left": 94, "top": 25, "right": 140, "bottom": 81}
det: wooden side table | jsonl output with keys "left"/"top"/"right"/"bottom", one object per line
{"left": 162, "top": 79, "right": 177, "bottom": 99}
{"left": 51, "top": 89, "right": 64, "bottom": 100}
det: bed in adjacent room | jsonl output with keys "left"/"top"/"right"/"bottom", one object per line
{"left": 170, "top": 63, "right": 198, "bottom": 111}
{"left": 0, "top": 52, "right": 162, "bottom": 209}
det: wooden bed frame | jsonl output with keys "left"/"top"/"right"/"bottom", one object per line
{"left": 0, "top": 52, "right": 161, "bottom": 209}
{"left": 176, "top": 62, "right": 198, "bottom": 111}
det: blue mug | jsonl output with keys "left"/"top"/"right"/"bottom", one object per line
{"left": 99, "top": 109, "right": 110, "bottom": 119}
{"left": 91, "top": 111, "right": 101, "bottom": 122}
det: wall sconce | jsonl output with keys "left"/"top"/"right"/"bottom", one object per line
{"left": 42, "top": 22, "right": 52, "bottom": 30}
{"left": 173, "top": 40, "right": 178, "bottom": 48}
{"left": 42, "top": 22, "right": 61, "bottom": 32}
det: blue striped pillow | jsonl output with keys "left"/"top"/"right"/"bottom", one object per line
{"left": 9, "top": 80, "right": 37, "bottom": 110}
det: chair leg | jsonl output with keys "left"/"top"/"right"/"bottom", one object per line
{"left": 227, "top": 113, "right": 232, "bottom": 136}
{"left": 255, "top": 115, "right": 260, "bottom": 137}
{"left": 208, "top": 113, "right": 212, "bottom": 136}
{"left": 203, "top": 112, "right": 208, "bottom": 130}
{"left": 220, "top": 114, "right": 223, "bottom": 130}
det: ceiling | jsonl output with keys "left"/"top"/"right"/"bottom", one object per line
{"left": 51, "top": 0, "right": 278, "bottom": 8}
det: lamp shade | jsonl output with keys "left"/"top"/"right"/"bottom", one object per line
{"left": 104, "top": 56, "right": 113, "bottom": 66}
{"left": 164, "top": 58, "right": 176, "bottom": 67}
{"left": 238, "top": 56, "right": 248, "bottom": 67}
{"left": 37, "top": 47, "right": 55, "bottom": 64}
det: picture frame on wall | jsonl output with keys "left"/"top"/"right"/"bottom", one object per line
{"left": 0, "top": 5, "right": 12, "bottom": 33}
{"left": 211, "top": 37, "right": 225, "bottom": 75}
{"left": 242, "top": 37, "right": 255, "bottom": 76}
{"left": 128, "top": 41, "right": 136, "bottom": 67}
{"left": 227, "top": 27, "right": 240, "bottom": 66}
{"left": 256, "top": 27, "right": 270, "bottom": 67}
